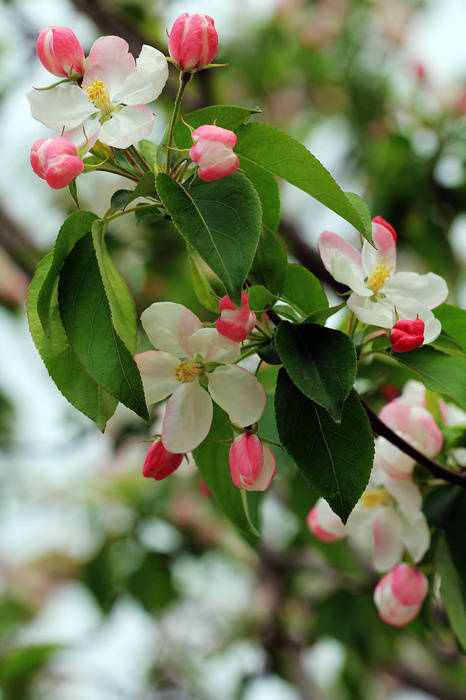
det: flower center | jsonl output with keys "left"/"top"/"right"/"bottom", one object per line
{"left": 367, "top": 264, "right": 391, "bottom": 293}
{"left": 85, "top": 80, "right": 112, "bottom": 114}
{"left": 361, "top": 488, "right": 391, "bottom": 508}
{"left": 175, "top": 360, "right": 202, "bottom": 383}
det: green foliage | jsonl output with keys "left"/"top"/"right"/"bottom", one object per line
{"left": 247, "top": 285, "right": 277, "bottom": 312}
{"left": 250, "top": 225, "right": 288, "bottom": 295}
{"left": 276, "top": 323, "right": 357, "bottom": 422}
{"left": 281, "top": 263, "right": 328, "bottom": 317}
{"left": 156, "top": 172, "right": 262, "bottom": 302}
{"left": 0, "top": 644, "right": 61, "bottom": 699}
{"left": 435, "top": 304, "right": 466, "bottom": 354}
{"left": 275, "top": 370, "right": 373, "bottom": 521}
{"left": 110, "top": 172, "right": 156, "bottom": 212}
{"left": 240, "top": 161, "right": 281, "bottom": 233}
{"left": 174, "top": 104, "right": 260, "bottom": 149}
{"left": 437, "top": 536, "right": 466, "bottom": 652}
{"left": 189, "top": 253, "right": 219, "bottom": 312}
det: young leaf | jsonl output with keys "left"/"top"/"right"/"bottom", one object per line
{"left": 437, "top": 536, "right": 466, "bottom": 652}
{"left": 251, "top": 226, "right": 288, "bottom": 295}
{"left": 276, "top": 323, "right": 357, "bottom": 422}
{"left": 27, "top": 253, "right": 117, "bottom": 430}
{"left": 236, "top": 123, "right": 371, "bottom": 238}
{"left": 156, "top": 172, "right": 262, "bottom": 301}
{"left": 275, "top": 369, "right": 373, "bottom": 521}
{"left": 174, "top": 104, "right": 261, "bottom": 149}
{"left": 58, "top": 236, "right": 148, "bottom": 421}
{"left": 193, "top": 406, "right": 261, "bottom": 544}
{"left": 282, "top": 263, "right": 328, "bottom": 317}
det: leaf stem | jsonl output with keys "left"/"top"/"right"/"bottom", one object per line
{"left": 166, "top": 71, "right": 191, "bottom": 173}
{"left": 240, "top": 489, "right": 260, "bottom": 537}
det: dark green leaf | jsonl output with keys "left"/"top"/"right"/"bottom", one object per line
{"left": 189, "top": 253, "right": 219, "bottom": 312}
{"left": 437, "top": 536, "right": 466, "bottom": 652}
{"left": 174, "top": 104, "right": 260, "bottom": 149}
{"left": 236, "top": 123, "right": 371, "bottom": 237}
{"left": 240, "top": 161, "right": 280, "bottom": 233}
{"left": 68, "top": 179, "right": 79, "bottom": 208}
{"left": 110, "top": 172, "right": 156, "bottom": 212}
{"left": 251, "top": 226, "right": 288, "bottom": 295}
{"left": 276, "top": 323, "right": 357, "bottom": 422}
{"left": 435, "top": 304, "right": 466, "bottom": 354}
{"left": 58, "top": 236, "right": 148, "bottom": 421}
{"left": 156, "top": 172, "right": 262, "bottom": 301}
{"left": 423, "top": 485, "right": 462, "bottom": 529}
{"left": 282, "top": 263, "right": 328, "bottom": 317}
{"left": 305, "top": 302, "right": 346, "bottom": 325}
{"left": 248, "top": 285, "right": 276, "bottom": 312}
{"left": 275, "top": 370, "right": 373, "bottom": 521}
{"left": 0, "top": 644, "right": 61, "bottom": 689}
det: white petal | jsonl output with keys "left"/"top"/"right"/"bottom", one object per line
{"left": 162, "top": 382, "right": 213, "bottom": 453}
{"left": 208, "top": 365, "right": 266, "bottom": 428}
{"left": 64, "top": 117, "right": 101, "bottom": 151}
{"left": 28, "top": 84, "right": 95, "bottom": 131}
{"left": 113, "top": 45, "right": 169, "bottom": 105}
{"left": 248, "top": 445, "right": 276, "bottom": 491}
{"left": 362, "top": 227, "right": 396, "bottom": 278}
{"left": 318, "top": 231, "right": 369, "bottom": 296}
{"left": 188, "top": 328, "right": 240, "bottom": 363}
{"left": 141, "top": 302, "right": 202, "bottom": 358}
{"left": 347, "top": 294, "right": 395, "bottom": 328}
{"left": 371, "top": 507, "right": 404, "bottom": 572}
{"left": 82, "top": 36, "right": 135, "bottom": 98}
{"left": 397, "top": 304, "right": 442, "bottom": 344}
{"left": 99, "top": 105, "right": 155, "bottom": 149}
{"left": 384, "top": 271, "right": 448, "bottom": 310}
{"left": 374, "top": 437, "right": 415, "bottom": 480}
{"left": 400, "top": 513, "right": 430, "bottom": 564}
{"left": 134, "top": 350, "right": 179, "bottom": 405}
{"left": 383, "top": 477, "right": 423, "bottom": 516}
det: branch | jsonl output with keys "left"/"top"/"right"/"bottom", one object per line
{"left": 364, "top": 402, "right": 466, "bottom": 488}
{"left": 0, "top": 202, "right": 42, "bottom": 278}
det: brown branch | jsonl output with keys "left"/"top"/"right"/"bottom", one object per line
{"left": 0, "top": 203, "right": 42, "bottom": 278}
{"left": 365, "top": 402, "right": 466, "bottom": 488}
{"left": 385, "top": 663, "right": 466, "bottom": 700}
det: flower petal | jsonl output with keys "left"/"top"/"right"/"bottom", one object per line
{"left": 371, "top": 507, "right": 404, "bottom": 572}
{"left": 162, "top": 382, "right": 213, "bottom": 453}
{"left": 400, "top": 513, "right": 430, "bottom": 564}
{"left": 134, "top": 350, "right": 179, "bottom": 405}
{"left": 347, "top": 294, "right": 395, "bottom": 328}
{"left": 113, "top": 45, "right": 169, "bottom": 105}
{"left": 64, "top": 117, "right": 101, "bottom": 151}
{"left": 362, "top": 220, "right": 397, "bottom": 278}
{"left": 384, "top": 271, "right": 448, "bottom": 310}
{"left": 82, "top": 36, "right": 135, "bottom": 98}
{"left": 188, "top": 328, "right": 240, "bottom": 363}
{"left": 141, "top": 302, "right": 202, "bottom": 358}
{"left": 28, "top": 83, "right": 95, "bottom": 131}
{"left": 396, "top": 304, "right": 441, "bottom": 344}
{"left": 99, "top": 105, "right": 155, "bottom": 149}
{"left": 318, "top": 231, "right": 369, "bottom": 296}
{"left": 249, "top": 445, "right": 276, "bottom": 491}
{"left": 208, "top": 365, "right": 266, "bottom": 427}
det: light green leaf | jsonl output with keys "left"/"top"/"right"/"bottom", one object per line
{"left": 240, "top": 161, "right": 280, "bottom": 234}
{"left": 189, "top": 253, "right": 219, "bottom": 312}
{"left": 437, "top": 536, "right": 466, "bottom": 652}
{"left": 248, "top": 285, "right": 277, "bottom": 312}
{"left": 251, "top": 225, "right": 288, "bottom": 295}
{"left": 435, "top": 304, "right": 466, "bottom": 354}
{"left": 282, "top": 263, "right": 328, "bottom": 317}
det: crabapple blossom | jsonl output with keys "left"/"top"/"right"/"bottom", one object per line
{"left": 391, "top": 318, "right": 425, "bottom": 352}
{"left": 30, "top": 137, "right": 84, "bottom": 189}
{"left": 143, "top": 440, "right": 184, "bottom": 480}
{"left": 168, "top": 13, "right": 218, "bottom": 72}
{"left": 29, "top": 36, "right": 169, "bottom": 149}
{"left": 374, "top": 564, "right": 428, "bottom": 627}
{"left": 318, "top": 216, "right": 448, "bottom": 343}
{"left": 216, "top": 292, "right": 256, "bottom": 342}
{"left": 307, "top": 498, "right": 346, "bottom": 542}
{"left": 136, "top": 302, "right": 266, "bottom": 454}
{"left": 36, "top": 26, "right": 85, "bottom": 78}
{"left": 190, "top": 125, "right": 240, "bottom": 182}
{"left": 229, "top": 433, "right": 276, "bottom": 491}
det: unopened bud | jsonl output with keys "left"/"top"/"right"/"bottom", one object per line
{"left": 168, "top": 13, "right": 218, "bottom": 71}
{"left": 143, "top": 440, "right": 183, "bottom": 480}
{"left": 30, "top": 137, "right": 84, "bottom": 189}
{"left": 36, "top": 26, "right": 85, "bottom": 78}
{"left": 374, "top": 564, "right": 428, "bottom": 627}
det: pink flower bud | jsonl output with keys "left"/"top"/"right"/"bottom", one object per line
{"left": 36, "top": 26, "right": 85, "bottom": 78}
{"left": 168, "top": 13, "right": 218, "bottom": 71}
{"left": 391, "top": 318, "right": 425, "bottom": 353}
{"left": 372, "top": 215, "right": 397, "bottom": 242}
{"left": 30, "top": 137, "right": 84, "bottom": 190}
{"left": 216, "top": 292, "right": 256, "bottom": 342}
{"left": 307, "top": 498, "right": 346, "bottom": 542}
{"left": 229, "top": 433, "right": 276, "bottom": 491}
{"left": 374, "top": 564, "right": 428, "bottom": 627}
{"left": 190, "top": 125, "right": 240, "bottom": 182}
{"left": 142, "top": 440, "right": 184, "bottom": 480}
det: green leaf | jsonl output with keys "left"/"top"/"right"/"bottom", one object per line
{"left": 251, "top": 225, "right": 288, "bottom": 295}
{"left": 236, "top": 123, "right": 371, "bottom": 237}
{"left": 27, "top": 253, "right": 117, "bottom": 430}
{"left": 156, "top": 172, "right": 262, "bottom": 301}
{"left": 393, "top": 347, "right": 466, "bottom": 411}
{"left": 276, "top": 323, "right": 357, "bottom": 422}
{"left": 275, "top": 370, "right": 373, "bottom": 521}
{"left": 248, "top": 285, "right": 276, "bottom": 312}
{"left": 240, "top": 161, "right": 280, "bottom": 233}
{"left": 110, "top": 172, "right": 156, "bottom": 212}
{"left": 437, "top": 536, "right": 466, "bottom": 652}
{"left": 435, "top": 304, "right": 466, "bottom": 354}
{"left": 137, "top": 139, "right": 158, "bottom": 169}
{"left": 193, "top": 406, "right": 261, "bottom": 544}
{"left": 282, "top": 263, "right": 328, "bottom": 317}
{"left": 345, "top": 192, "right": 372, "bottom": 235}
{"left": 189, "top": 253, "right": 219, "bottom": 312}
{"left": 68, "top": 179, "right": 79, "bottom": 208}
{"left": 58, "top": 236, "right": 148, "bottom": 421}
{"left": 174, "top": 104, "right": 260, "bottom": 149}
{"left": 0, "top": 644, "right": 61, "bottom": 691}
{"left": 305, "top": 302, "right": 346, "bottom": 325}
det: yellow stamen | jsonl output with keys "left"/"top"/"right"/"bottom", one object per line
{"left": 175, "top": 361, "right": 202, "bottom": 383}
{"left": 367, "top": 264, "right": 391, "bottom": 293}
{"left": 361, "top": 488, "right": 391, "bottom": 508}
{"left": 85, "top": 79, "right": 112, "bottom": 114}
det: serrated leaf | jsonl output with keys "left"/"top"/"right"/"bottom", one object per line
{"left": 282, "top": 263, "right": 328, "bottom": 317}
{"left": 276, "top": 323, "right": 357, "bottom": 421}
{"left": 156, "top": 172, "right": 262, "bottom": 301}
{"left": 275, "top": 370, "right": 373, "bottom": 521}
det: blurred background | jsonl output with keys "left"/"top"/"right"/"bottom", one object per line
{"left": 0, "top": 0, "right": 465, "bottom": 698}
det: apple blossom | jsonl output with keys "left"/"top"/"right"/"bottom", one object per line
{"left": 318, "top": 216, "right": 448, "bottom": 342}
{"left": 229, "top": 433, "right": 276, "bottom": 491}
{"left": 36, "top": 26, "right": 85, "bottom": 78}
{"left": 143, "top": 440, "right": 184, "bottom": 480}
{"left": 391, "top": 318, "right": 425, "bottom": 352}
{"left": 307, "top": 498, "right": 346, "bottom": 542}
{"left": 374, "top": 564, "right": 428, "bottom": 627}
{"left": 30, "top": 137, "right": 84, "bottom": 189}
{"left": 29, "top": 36, "right": 169, "bottom": 149}
{"left": 190, "top": 125, "right": 240, "bottom": 182}
{"left": 216, "top": 292, "right": 256, "bottom": 342}
{"left": 136, "top": 302, "right": 266, "bottom": 454}
{"left": 168, "top": 13, "right": 218, "bottom": 72}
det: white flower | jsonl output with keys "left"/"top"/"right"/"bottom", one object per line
{"left": 318, "top": 218, "right": 448, "bottom": 343}
{"left": 28, "top": 36, "right": 169, "bottom": 149}
{"left": 135, "top": 302, "right": 266, "bottom": 453}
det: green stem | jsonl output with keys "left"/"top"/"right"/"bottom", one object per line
{"left": 240, "top": 489, "right": 260, "bottom": 537}
{"left": 104, "top": 203, "right": 161, "bottom": 223}
{"left": 128, "top": 145, "right": 150, "bottom": 173}
{"left": 166, "top": 72, "right": 191, "bottom": 173}
{"left": 91, "top": 164, "right": 139, "bottom": 182}
{"left": 124, "top": 148, "right": 145, "bottom": 176}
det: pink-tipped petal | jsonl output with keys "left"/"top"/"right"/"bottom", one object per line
{"left": 229, "top": 433, "right": 263, "bottom": 488}
{"left": 36, "top": 26, "right": 85, "bottom": 77}
{"left": 192, "top": 125, "right": 237, "bottom": 147}
{"left": 215, "top": 292, "right": 256, "bottom": 342}
{"left": 374, "top": 564, "right": 428, "bottom": 627}
{"left": 307, "top": 498, "right": 346, "bottom": 542}
{"left": 168, "top": 13, "right": 218, "bottom": 71}
{"left": 318, "top": 231, "right": 368, "bottom": 296}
